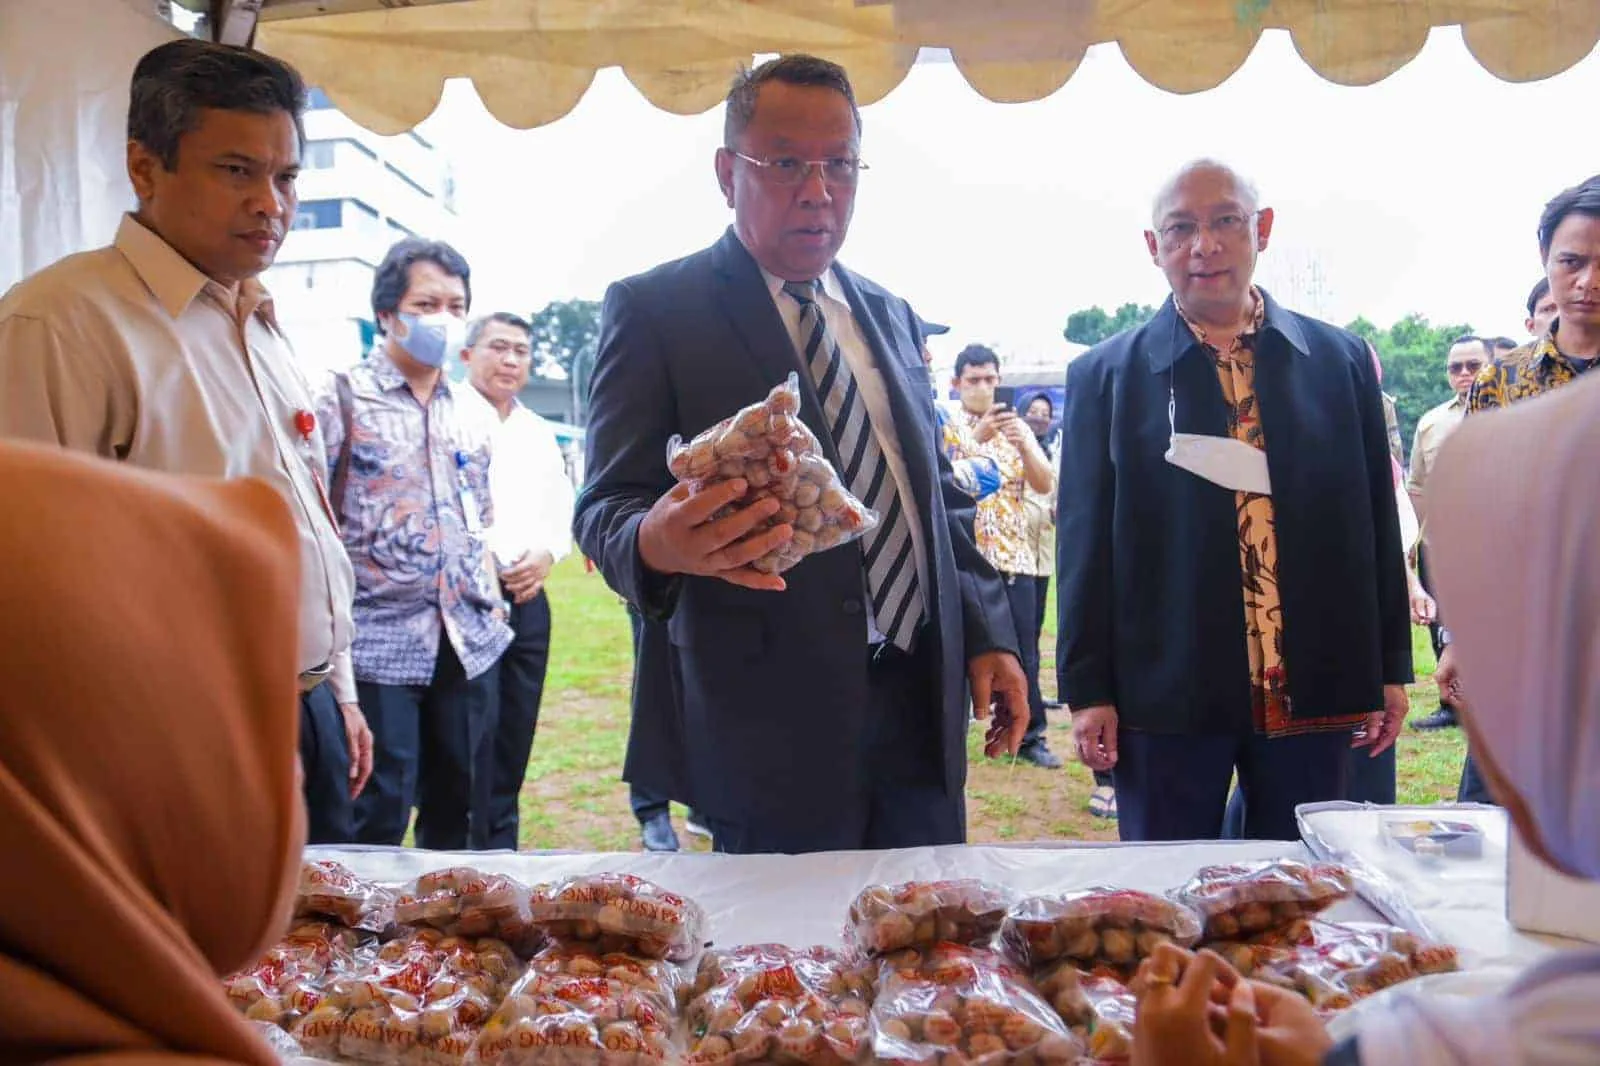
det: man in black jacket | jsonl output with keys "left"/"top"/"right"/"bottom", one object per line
{"left": 1056, "top": 160, "right": 1412, "bottom": 842}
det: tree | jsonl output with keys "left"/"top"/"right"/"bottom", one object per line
{"left": 1346, "top": 313, "right": 1473, "bottom": 457}
{"left": 1064, "top": 302, "right": 1159, "bottom": 345}
{"left": 527, "top": 298, "right": 602, "bottom": 377}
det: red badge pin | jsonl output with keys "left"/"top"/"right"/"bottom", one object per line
{"left": 294, "top": 409, "right": 316, "bottom": 441}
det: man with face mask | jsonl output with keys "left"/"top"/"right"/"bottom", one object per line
{"left": 316, "top": 237, "right": 511, "bottom": 850}
{"left": 0, "top": 39, "right": 372, "bottom": 845}
{"left": 1056, "top": 160, "right": 1412, "bottom": 843}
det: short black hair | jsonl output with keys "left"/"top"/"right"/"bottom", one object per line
{"left": 128, "top": 39, "right": 307, "bottom": 170}
{"left": 467, "top": 312, "right": 532, "bottom": 349}
{"left": 724, "top": 54, "right": 861, "bottom": 148}
{"left": 371, "top": 238, "right": 472, "bottom": 331}
{"left": 1537, "top": 175, "right": 1600, "bottom": 259}
{"left": 1527, "top": 276, "right": 1552, "bottom": 316}
{"left": 954, "top": 344, "right": 1000, "bottom": 378}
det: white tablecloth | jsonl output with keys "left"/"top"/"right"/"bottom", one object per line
{"left": 308, "top": 839, "right": 1387, "bottom": 950}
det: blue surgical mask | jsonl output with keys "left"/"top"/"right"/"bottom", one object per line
{"left": 390, "top": 311, "right": 465, "bottom": 369}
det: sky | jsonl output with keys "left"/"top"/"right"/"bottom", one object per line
{"left": 420, "top": 28, "right": 1599, "bottom": 370}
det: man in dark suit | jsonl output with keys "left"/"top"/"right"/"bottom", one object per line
{"left": 1057, "top": 160, "right": 1412, "bottom": 843}
{"left": 575, "top": 55, "right": 1027, "bottom": 855}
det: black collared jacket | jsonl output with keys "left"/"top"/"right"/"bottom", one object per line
{"left": 1055, "top": 290, "right": 1413, "bottom": 734}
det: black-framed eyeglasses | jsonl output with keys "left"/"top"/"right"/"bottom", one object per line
{"left": 1158, "top": 212, "right": 1257, "bottom": 248}
{"left": 731, "top": 152, "right": 868, "bottom": 187}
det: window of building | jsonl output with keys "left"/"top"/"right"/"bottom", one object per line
{"left": 307, "top": 87, "right": 334, "bottom": 111}
{"left": 291, "top": 200, "right": 342, "bottom": 230}
{"left": 303, "top": 141, "right": 336, "bottom": 169}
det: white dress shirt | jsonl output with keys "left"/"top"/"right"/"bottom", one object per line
{"left": 761, "top": 266, "right": 931, "bottom": 642}
{"left": 0, "top": 215, "right": 358, "bottom": 701}
{"left": 460, "top": 387, "right": 576, "bottom": 570}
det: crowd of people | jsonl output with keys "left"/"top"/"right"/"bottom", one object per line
{"left": 3, "top": 29, "right": 1600, "bottom": 1066}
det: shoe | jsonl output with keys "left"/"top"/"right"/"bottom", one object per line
{"left": 1088, "top": 785, "right": 1118, "bottom": 819}
{"left": 1017, "top": 743, "right": 1064, "bottom": 769}
{"left": 1411, "top": 706, "right": 1459, "bottom": 732}
{"left": 684, "top": 812, "right": 713, "bottom": 841}
{"left": 640, "top": 812, "right": 680, "bottom": 852}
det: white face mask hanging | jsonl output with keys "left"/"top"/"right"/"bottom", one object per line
{"left": 1163, "top": 382, "right": 1273, "bottom": 495}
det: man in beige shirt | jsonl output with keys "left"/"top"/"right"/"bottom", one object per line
{"left": 1404, "top": 335, "right": 1482, "bottom": 733}
{"left": 0, "top": 39, "right": 371, "bottom": 841}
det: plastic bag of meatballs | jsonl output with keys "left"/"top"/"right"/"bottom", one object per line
{"left": 224, "top": 920, "right": 374, "bottom": 1031}
{"left": 528, "top": 873, "right": 707, "bottom": 963}
{"left": 846, "top": 880, "right": 1013, "bottom": 956}
{"left": 665, "top": 374, "right": 878, "bottom": 575}
{"left": 295, "top": 859, "right": 397, "bottom": 934}
{"left": 1171, "top": 859, "right": 1354, "bottom": 941}
{"left": 870, "top": 944, "right": 1085, "bottom": 1066}
{"left": 1000, "top": 888, "right": 1202, "bottom": 971}
{"left": 394, "top": 867, "right": 541, "bottom": 956}
{"left": 1211, "top": 919, "right": 1459, "bottom": 1014}
{"left": 685, "top": 944, "right": 875, "bottom": 1066}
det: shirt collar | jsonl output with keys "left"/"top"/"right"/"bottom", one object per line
{"left": 370, "top": 347, "right": 454, "bottom": 398}
{"left": 1148, "top": 287, "right": 1310, "bottom": 373}
{"left": 114, "top": 214, "right": 278, "bottom": 327}
{"left": 762, "top": 264, "right": 847, "bottom": 308}
{"left": 1176, "top": 286, "right": 1265, "bottom": 354}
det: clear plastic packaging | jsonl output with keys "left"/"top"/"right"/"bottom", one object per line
{"left": 1076, "top": 976, "right": 1135, "bottom": 1064}
{"left": 225, "top": 920, "right": 374, "bottom": 1030}
{"left": 252, "top": 1019, "right": 308, "bottom": 1062}
{"left": 296, "top": 859, "right": 397, "bottom": 933}
{"left": 290, "top": 929, "right": 520, "bottom": 1065}
{"left": 870, "top": 944, "right": 1084, "bottom": 1066}
{"left": 1213, "top": 919, "right": 1460, "bottom": 1013}
{"left": 395, "top": 868, "right": 540, "bottom": 956}
{"left": 1001, "top": 889, "right": 1202, "bottom": 969}
{"left": 685, "top": 945, "right": 875, "bottom": 1066}
{"left": 465, "top": 945, "right": 680, "bottom": 1066}
{"left": 1173, "top": 860, "right": 1354, "bottom": 941}
{"left": 665, "top": 375, "right": 878, "bottom": 575}
{"left": 528, "top": 873, "right": 708, "bottom": 962}
{"left": 846, "top": 880, "right": 1013, "bottom": 956}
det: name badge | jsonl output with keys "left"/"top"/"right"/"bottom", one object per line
{"left": 455, "top": 448, "right": 484, "bottom": 533}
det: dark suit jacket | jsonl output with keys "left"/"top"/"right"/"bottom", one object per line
{"left": 1056, "top": 291, "right": 1412, "bottom": 735}
{"left": 575, "top": 229, "right": 1017, "bottom": 844}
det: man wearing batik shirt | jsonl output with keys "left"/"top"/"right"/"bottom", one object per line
{"left": 950, "top": 344, "right": 1062, "bottom": 769}
{"left": 1435, "top": 175, "right": 1600, "bottom": 803}
{"left": 320, "top": 237, "right": 512, "bottom": 850}
{"left": 1057, "top": 160, "right": 1410, "bottom": 842}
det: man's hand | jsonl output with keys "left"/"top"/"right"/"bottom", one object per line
{"left": 637, "top": 479, "right": 792, "bottom": 592}
{"left": 1130, "top": 947, "right": 1259, "bottom": 1066}
{"left": 1410, "top": 587, "right": 1437, "bottom": 626}
{"left": 501, "top": 549, "right": 554, "bottom": 604}
{"left": 1352, "top": 684, "right": 1408, "bottom": 756}
{"left": 339, "top": 702, "right": 374, "bottom": 799}
{"left": 973, "top": 406, "right": 1007, "bottom": 444}
{"left": 1248, "top": 979, "right": 1336, "bottom": 1066}
{"left": 968, "top": 651, "right": 1029, "bottom": 757}
{"left": 1072, "top": 704, "right": 1119, "bottom": 771}
{"left": 1435, "top": 644, "right": 1465, "bottom": 709}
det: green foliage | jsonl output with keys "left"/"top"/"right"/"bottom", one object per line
{"left": 528, "top": 298, "right": 602, "bottom": 376}
{"left": 1063, "top": 302, "right": 1160, "bottom": 346}
{"left": 1346, "top": 313, "right": 1473, "bottom": 456}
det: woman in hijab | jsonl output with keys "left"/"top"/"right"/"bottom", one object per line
{"left": 0, "top": 442, "right": 305, "bottom": 1064}
{"left": 1128, "top": 372, "right": 1600, "bottom": 1065}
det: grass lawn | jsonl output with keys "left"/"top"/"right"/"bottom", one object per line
{"left": 518, "top": 557, "right": 1466, "bottom": 851}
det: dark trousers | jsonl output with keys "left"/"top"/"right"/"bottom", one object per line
{"left": 705, "top": 635, "right": 964, "bottom": 854}
{"left": 483, "top": 589, "right": 551, "bottom": 850}
{"left": 1000, "top": 572, "right": 1049, "bottom": 750}
{"left": 1417, "top": 546, "right": 1447, "bottom": 661}
{"left": 1115, "top": 728, "right": 1349, "bottom": 842}
{"left": 354, "top": 639, "right": 498, "bottom": 850}
{"left": 1223, "top": 741, "right": 1392, "bottom": 838}
{"left": 300, "top": 683, "right": 355, "bottom": 844}
{"left": 1038, "top": 574, "right": 1110, "bottom": 787}
{"left": 1458, "top": 748, "right": 1494, "bottom": 804}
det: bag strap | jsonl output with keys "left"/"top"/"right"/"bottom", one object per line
{"left": 329, "top": 371, "right": 356, "bottom": 521}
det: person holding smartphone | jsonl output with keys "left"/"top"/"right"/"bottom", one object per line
{"left": 948, "top": 345, "right": 1063, "bottom": 768}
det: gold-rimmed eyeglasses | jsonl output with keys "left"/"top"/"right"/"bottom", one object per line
{"left": 1157, "top": 212, "right": 1257, "bottom": 248}
{"left": 731, "top": 151, "right": 868, "bottom": 187}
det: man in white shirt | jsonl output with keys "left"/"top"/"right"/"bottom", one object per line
{"left": 460, "top": 312, "right": 576, "bottom": 849}
{"left": 0, "top": 39, "right": 371, "bottom": 842}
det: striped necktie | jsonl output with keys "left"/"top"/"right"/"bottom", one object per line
{"left": 783, "top": 279, "right": 923, "bottom": 651}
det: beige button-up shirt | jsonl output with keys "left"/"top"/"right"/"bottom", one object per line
{"left": 1405, "top": 393, "right": 1467, "bottom": 538}
{"left": 0, "top": 215, "right": 357, "bottom": 701}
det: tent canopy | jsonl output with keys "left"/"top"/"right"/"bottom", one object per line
{"left": 233, "top": 0, "right": 1600, "bottom": 134}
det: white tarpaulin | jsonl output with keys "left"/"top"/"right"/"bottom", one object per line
{"left": 250, "top": 0, "right": 1600, "bottom": 134}
{"left": 0, "top": 0, "right": 178, "bottom": 294}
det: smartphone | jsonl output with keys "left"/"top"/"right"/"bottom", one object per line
{"left": 992, "top": 385, "right": 1016, "bottom": 411}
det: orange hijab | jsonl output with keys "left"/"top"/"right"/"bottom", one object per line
{"left": 0, "top": 443, "right": 305, "bottom": 1065}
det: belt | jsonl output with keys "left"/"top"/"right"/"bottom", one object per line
{"left": 298, "top": 661, "right": 332, "bottom": 693}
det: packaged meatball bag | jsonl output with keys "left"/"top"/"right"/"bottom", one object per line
{"left": 665, "top": 375, "right": 878, "bottom": 575}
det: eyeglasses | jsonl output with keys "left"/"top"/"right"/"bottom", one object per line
{"left": 1447, "top": 359, "right": 1484, "bottom": 375}
{"left": 1158, "top": 212, "right": 1256, "bottom": 248}
{"left": 479, "top": 338, "right": 532, "bottom": 361}
{"left": 731, "top": 152, "right": 868, "bottom": 187}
